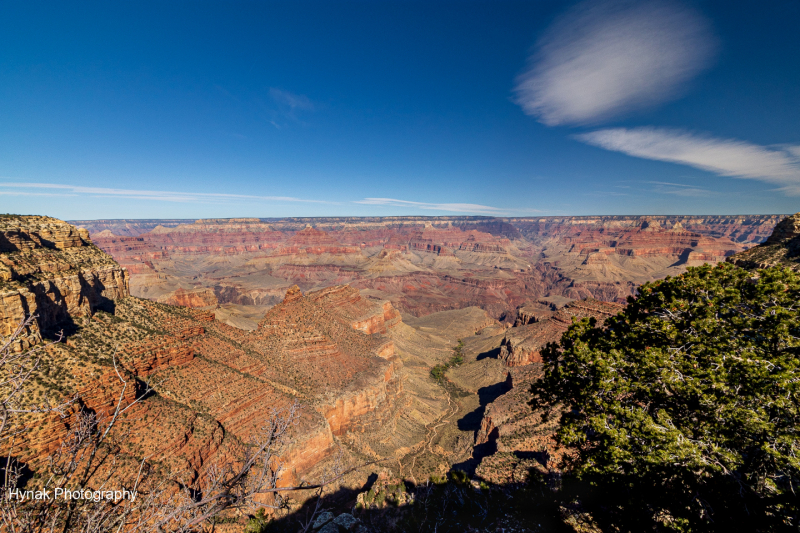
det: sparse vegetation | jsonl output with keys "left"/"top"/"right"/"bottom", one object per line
{"left": 0, "top": 313, "right": 342, "bottom": 533}
{"left": 429, "top": 339, "right": 464, "bottom": 382}
{"left": 244, "top": 508, "right": 272, "bottom": 533}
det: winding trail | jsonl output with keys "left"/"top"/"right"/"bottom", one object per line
{"left": 401, "top": 379, "right": 460, "bottom": 485}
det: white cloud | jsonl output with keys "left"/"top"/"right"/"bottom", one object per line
{"left": 514, "top": 0, "right": 716, "bottom": 126}
{"left": 355, "top": 198, "right": 514, "bottom": 215}
{"left": 577, "top": 128, "right": 800, "bottom": 194}
{"left": 0, "top": 182, "right": 332, "bottom": 203}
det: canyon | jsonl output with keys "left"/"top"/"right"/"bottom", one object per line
{"left": 77, "top": 214, "right": 782, "bottom": 330}
{"left": 1, "top": 213, "right": 792, "bottom": 529}
{"left": 0, "top": 216, "right": 528, "bottom": 505}
{"left": 2, "top": 217, "right": 407, "bottom": 493}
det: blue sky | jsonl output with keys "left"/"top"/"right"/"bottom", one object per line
{"left": 1, "top": 0, "right": 798, "bottom": 219}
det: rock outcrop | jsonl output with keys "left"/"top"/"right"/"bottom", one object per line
{"left": 120, "top": 325, "right": 203, "bottom": 377}
{"left": 499, "top": 299, "right": 624, "bottom": 366}
{"left": 0, "top": 215, "right": 129, "bottom": 343}
{"left": 163, "top": 287, "right": 219, "bottom": 308}
{"left": 727, "top": 212, "right": 800, "bottom": 271}
{"left": 474, "top": 298, "right": 625, "bottom": 484}
{"left": 251, "top": 285, "right": 403, "bottom": 436}
{"left": 306, "top": 284, "right": 401, "bottom": 334}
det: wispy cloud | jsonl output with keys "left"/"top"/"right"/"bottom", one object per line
{"left": 0, "top": 182, "right": 332, "bottom": 204}
{"left": 263, "top": 88, "right": 315, "bottom": 128}
{"left": 583, "top": 191, "right": 629, "bottom": 197}
{"left": 268, "top": 88, "right": 314, "bottom": 112}
{"left": 647, "top": 181, "right": 711, "bottom": 197}
{"left": 513, "top": 0, "right": 716, "bottom": 126}
{"left": 355, "top": 198, "right": 517, "bottom": 216}
{"left": 576, "top": 128, "right": 800, "bottom": 194}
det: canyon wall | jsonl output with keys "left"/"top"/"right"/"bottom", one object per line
{"left": 499, "top": 299, "right": 624, "bottom": 366}
{"left": 472, "top": 299, "right": 624, "bottom": 486}
{"left": 0, "top": 215, "right": 129, "bottom": 344}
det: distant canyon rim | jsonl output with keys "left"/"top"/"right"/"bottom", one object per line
{"left": 76, "top": 214, "right": 782, "bottom": 330}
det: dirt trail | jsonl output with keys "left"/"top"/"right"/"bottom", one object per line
{"left": 400, "top": 378, "right": 461, "bottom": 484}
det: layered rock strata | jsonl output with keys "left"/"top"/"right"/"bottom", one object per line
{"left": 163, "top": 287, "right": 219, "bottom": 308}
{"left": 0, "top": 215, "right": 129, "bottom": 343}
{"left": 251, "top": 285, "right": 403, "bottom": 436}
{"left": 81, "top": 215, "right": 782, "bottom": 330}
{"left": 305, "top": 284, "right": 401, "bottom": 334}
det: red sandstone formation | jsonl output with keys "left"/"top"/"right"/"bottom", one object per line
{"left": 120, "top": 325, "right": 203, "bottom": 377}
{"left": 305, "top": 284, "right": 401, "bottom": 334}
{"left": 163, "top": 287, "right": 219, "bottom": 308}
{"left": 0, "top": 216, "right": 129, "bottom": 342}
{"left": 499, "top": 299, "right": 624, "bottom": 366}
{"left": 90, "top": 232, "right": 169, "bottom": 274}
{"left": 405, "top": 225, "right": 512, "bottom": 256}
{"left": 139, "top": 218, "right": 286, "bottom": 256}
{"left": 275, "top": 226, "right": 361, "bottom": 256}
{"left": 249, "top": 285, "right": 403, "bottom": 437}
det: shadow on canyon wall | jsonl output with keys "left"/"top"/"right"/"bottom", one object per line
{"left": 260, "top": 467, "right": 785, "bottom": 533}
{"left": 262, "top": 470, "right": 574, "bottom": 533}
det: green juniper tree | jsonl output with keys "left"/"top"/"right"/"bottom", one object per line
{"left": 532, "top": 263, "right": 800, "bottom": 532}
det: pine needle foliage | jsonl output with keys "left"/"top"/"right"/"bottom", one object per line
{"left": 531, "top": 263, "right": 800, "bottom": 532}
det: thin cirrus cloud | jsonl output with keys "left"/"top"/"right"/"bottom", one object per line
{"left": 0, "top": 182, "right": 332, "bottom": 204}
{"left": 268, "top": 88, "right": 314, "bottom": 112}
{"left": 355, "top": 198, "right": 513, "bottom": 216}
{"left": 264, "top": 88, "right": 315, "bottom": 128}
{"left": 513, "top": 0, "right": 717, "bottom": 126}
{"left": 644, "top": 181, "right": 711, "bottom": 197}
{"left": 577, "top": 128, "right": 800, "bottom": 194}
